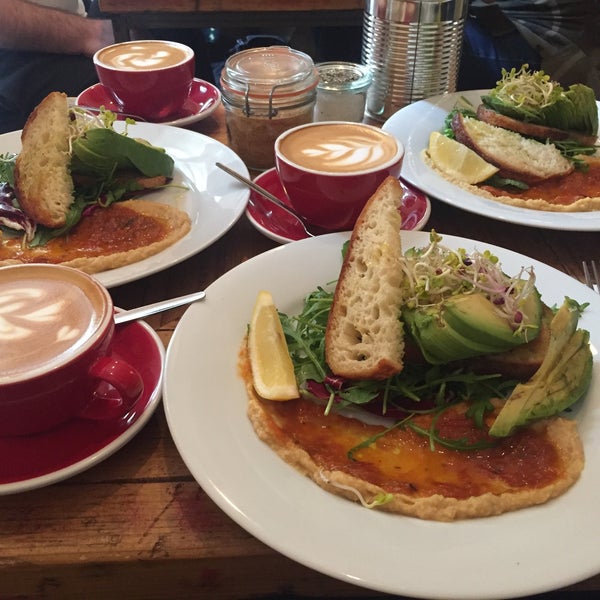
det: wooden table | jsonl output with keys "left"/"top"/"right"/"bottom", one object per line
{"left": 98, "top": 1, "right": 364, "bottom": 43}
{"left": 1, "top": 103, "right": 599, "bottom": 599}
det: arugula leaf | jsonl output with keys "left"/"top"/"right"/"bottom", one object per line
{"left": 279, "top": 284, "right": 518, "bottom": 451}
{"left": 0, "top": 153, "right": 16, "bottom": 187}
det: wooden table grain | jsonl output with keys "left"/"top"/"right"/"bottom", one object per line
{"left": 98, "top": 0, "right": 364, "bottom": 42}
{"left": 1, "top": 104, "right": 599, "bottom": 599}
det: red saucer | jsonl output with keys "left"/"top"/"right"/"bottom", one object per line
{"left": 76, "top": 78, "right": 221, "bottom": 126}
{"left": 0, "top": 320, "right": 164, "bottom": 493}
{"left": 246, "top": 169, "right": 431, "bottom": 244}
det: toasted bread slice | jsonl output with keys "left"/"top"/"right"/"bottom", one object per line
{"left": 325, "top": 176, "right": 405, "bottom": 380}
{"left": 452, "top": 112, "right": 574, "bottom": 185}
{"left": 14, "top": 92, "right": 74, "bottom": 228}
{"left": 476, "top": 105, "right": 598, "bottom": 147}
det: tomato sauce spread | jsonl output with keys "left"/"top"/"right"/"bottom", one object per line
{"left": 261, "top": 398, "right": 561, "bottom": 500}
{"left": 0, "top": 203, "right": 167, "bottom": 263}
{"left": 482, "top": 160, "right": 600, "bottom": 206}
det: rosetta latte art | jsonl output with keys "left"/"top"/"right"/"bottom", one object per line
{"left": 279, "top": 123, "right": 399, "bottom": 173}
{"left": 301, "top": 138, "right": 392, "bottom": 171}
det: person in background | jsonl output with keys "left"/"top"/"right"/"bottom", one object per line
{"left": 0, "top": 0, "right": 114, "bottom": 134}
{"left": 459, "top": 0, "right": 600, "bottom": 95}
{"left": 0, "top": 0, "right": 216, "bottom": 134}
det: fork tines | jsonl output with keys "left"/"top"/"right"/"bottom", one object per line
{"left": 582, "top": 260, "right": 600, "bottom": 294}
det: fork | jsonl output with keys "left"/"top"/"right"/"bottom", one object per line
{"left": 582, "top": 260, "right": 600, "bottom": 294}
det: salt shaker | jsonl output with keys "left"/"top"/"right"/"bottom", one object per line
{"left": 314, "top": 62, "right": 372, "bottom": 122}
{"left": 220, "top": 46, "right": 319, "bottom": 171}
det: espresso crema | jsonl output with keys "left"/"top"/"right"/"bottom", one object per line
{"left": 278, "top": 123, "right": 399, "bottom": 173}
{"left": 0, "top": 270, "right": 108, "bottom": 381}
{"left": 98, "top": 41, "right": 191, "bottom": 71}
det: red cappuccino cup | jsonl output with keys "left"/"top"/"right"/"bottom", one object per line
{"left": 275, "top": 121, "right": 404, "bottom": 231}
{"left": 0, "top": 264, "right": 143, "bottom": 436}
{"left": 93, "top": 40, "right": 195, "bottom": 120}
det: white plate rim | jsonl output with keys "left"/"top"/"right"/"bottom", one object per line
{"left": 163, "top": 231, "right": 600, "bottom": 600}
{"left": 0, "top": 123, "right": 249, "bottom": 288}
{"left": 0, "top": 320, "right": 164, "bottom": 495}
{"left": 382, "top": 90, "right": 600, "bottom": 231}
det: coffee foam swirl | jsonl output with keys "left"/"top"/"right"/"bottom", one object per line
{"left": 0, "top": 278, "right": 104, "bottom": 380}
{"left": 279, "top": 123, "right": 398, "bottom": 173}
{"left": 99, "top": 42, "right": 189, "bottom": 71}
{"left": 301, "top": 138, "right": 391, "bottom": 170}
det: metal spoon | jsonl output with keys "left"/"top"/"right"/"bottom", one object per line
{"left": 114, "top": 290, "right": 206, "bottom": 325}
{"left": 215, "top": 162, "right": 319, "bottom": 238}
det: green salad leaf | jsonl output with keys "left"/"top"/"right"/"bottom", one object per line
{"left": 70, "top": 128, "right": 174, "bottom": 179}
{"left": 481, "top": 65, "right": 598, "bottom": 135}
{"left": 279, "top": 285, "right": 517, "bottom": 452}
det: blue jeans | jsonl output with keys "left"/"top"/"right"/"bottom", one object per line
{"left": 458, "top": 19, "right": 542, "bottom": 91}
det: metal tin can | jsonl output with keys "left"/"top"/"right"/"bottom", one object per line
{"left": 221, "top": 46, "right": 319, "bottom": 171}
{"left": 362, "top": 0, "right": 469, "bottom": 121}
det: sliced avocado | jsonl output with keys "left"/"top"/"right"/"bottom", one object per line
{"left": 489, "top": 298, "right": 593, "bottom": 437}
{"left": 403, "top": 288, "right": 542, "bottom": 364}
{"left": 71, "top": 128, "right": 174, "bottom": 178}
{"left": 404, "top": 306, "right": 507, "bottom": 363}
{"left": 443, "top": 288, "right": 542, "bottom": 348}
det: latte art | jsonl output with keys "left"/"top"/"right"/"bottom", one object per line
{"left": 278, "top": 123, "right": 399, "bottom": 173}
{"left": 0, "top": 271, "right": 107, "bottom": 381}
{"left": 300, "top": 138, "right": 391, "bottom": 170}
{"left": 98, "top": 41, "right": 190, "bottom": 71}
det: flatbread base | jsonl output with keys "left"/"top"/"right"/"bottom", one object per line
{"left": 422, "top": 151, "right": 600, "bottom": 212}
{"left": 0, "top": 199, "right": 191, "bottom": 274}
{"left": 241, "top": 345, "right": 584, "bottom": 522}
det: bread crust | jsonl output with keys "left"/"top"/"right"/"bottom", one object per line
{"left": 325, "top": 176, "right": 405, "bottom": 380}
{"left": 452, "top": 112, "right": 574, "bottom": 185}
{"left": 14, "top": 92, "right": 74, "bottom": 228}
{"left": 476, "top": 104, "right": 599, "bottom": 147}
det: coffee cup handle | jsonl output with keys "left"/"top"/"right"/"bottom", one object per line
{"left": 79, "top": 355, "right": 144, "bottom": 421}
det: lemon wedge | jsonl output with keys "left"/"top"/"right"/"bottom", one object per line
{"left": 427, "top": 131, "right": 499, "bottom": 184}
{"left": 248, "top": 290, "right": 299, "bottom": 400}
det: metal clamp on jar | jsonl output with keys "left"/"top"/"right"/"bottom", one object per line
{"left": 220, "top": 46, "right": 319, "bottom": 171}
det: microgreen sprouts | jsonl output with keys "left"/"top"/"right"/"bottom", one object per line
{"left": 401, "top": 231, "right": 537, "bottom": 336}
{"left": 492, "top": 65, "right": 559, "bottom": 110}
{"left": 278, "top": 241, "right": 525, "bottom": 453}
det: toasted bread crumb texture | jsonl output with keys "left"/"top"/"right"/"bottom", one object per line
{"left": 14, "top": 91, "right": 74, "bottom": 228}
{"left": 325, "top": 177, "right": 405, "bottom": 380}
{"left": 453, "top": 113, "right": 574, "bottom": 185}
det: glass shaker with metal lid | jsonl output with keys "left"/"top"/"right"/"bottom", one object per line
{"left": 220, "top": 46, "right": 319, "bottom": 171}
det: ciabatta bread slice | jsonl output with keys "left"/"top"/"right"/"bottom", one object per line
{"left": 14, "top": 91, "right": 74, "bottom": 228}
{"left": 476, "top": 105, "right": 598, "bottom": 147}
{"left": 325, "top": 176, "right": 405, "bottom": 380}
{"left": 452, "top": 112, "right": 574, "bottom": 185}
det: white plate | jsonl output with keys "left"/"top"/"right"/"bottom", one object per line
{"left": 382, "top": 90, "right": 600, "bottom": 231}
{"left": 0, "top": 123, "right": 249, "bottom": 288}
{"left": 164, "top": 231, "right": 600, "bottom": 600}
